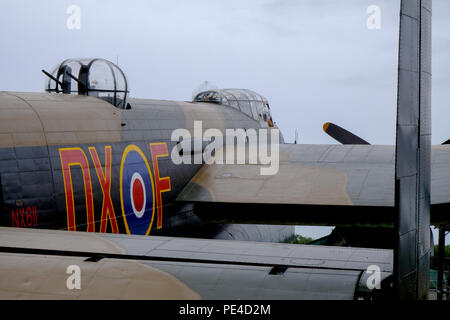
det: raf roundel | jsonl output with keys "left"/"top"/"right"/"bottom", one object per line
{"left": 120, "top": 145, "right": 155, "bottom": 235}
{"left": 130, "top": 172, "right": 146, "bottom": 218}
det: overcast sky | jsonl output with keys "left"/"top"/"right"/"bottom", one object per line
{"left": 1, "top": 0, "right": 449, "bottom": 239}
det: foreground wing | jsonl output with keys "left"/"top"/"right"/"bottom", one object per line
{"left": 0, "top": 227, "right": 392, "bottom": 299}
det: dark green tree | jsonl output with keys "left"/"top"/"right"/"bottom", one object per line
{"left": 289, "top": 234, "right": 313, "bottom": 245}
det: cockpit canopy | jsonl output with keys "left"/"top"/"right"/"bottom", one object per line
{"left": 193, "top": 88, "right": 273, "bottom": 126}
{"left": 45, "top": 58, "right": 128, "bottom": 109}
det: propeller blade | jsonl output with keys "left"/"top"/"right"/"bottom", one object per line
{"left": 323, "top": 122, "right": 370, "bottom": 145}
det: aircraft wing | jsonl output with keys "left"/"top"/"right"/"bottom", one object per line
{"left": 0, "top": 227, "right": 392, "bottom": 299}
{"left": 176, "top": 144, "right": 450, "bottom": 226}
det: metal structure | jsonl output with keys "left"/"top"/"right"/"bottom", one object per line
{"left": 437, "top": 226, "right": 450, "bottom": 300}
{"left": 394, "top": 0, "right": 432, "bottom": 300}
{"left": 44, "top": 58, "right": 129, "bottom": 109}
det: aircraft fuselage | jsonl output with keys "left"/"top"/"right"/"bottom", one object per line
{"left": 0, "top": 91, "right": 281, "bottom": 239}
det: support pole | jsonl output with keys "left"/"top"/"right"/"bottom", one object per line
{"left": 437, "top": 228, "right": 446, "bottom": 300}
